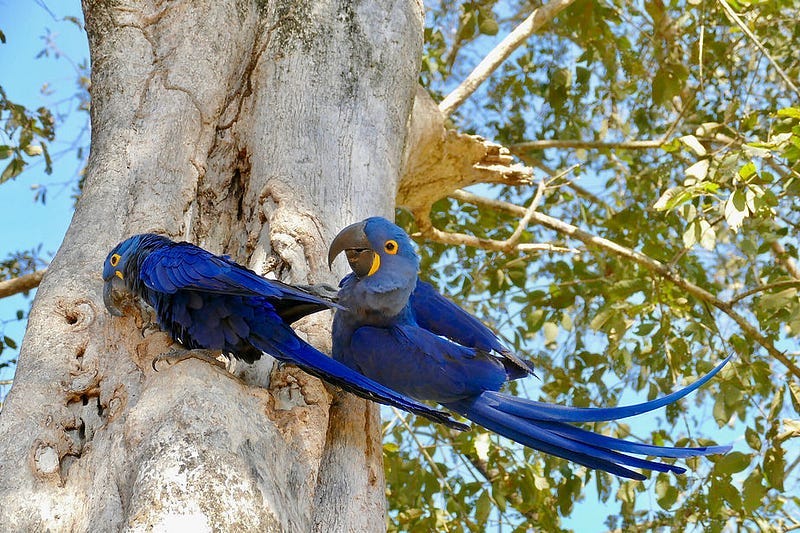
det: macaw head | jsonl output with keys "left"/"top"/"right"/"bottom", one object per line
{"left": 328, "top": 217, "right": 420, "bottom": 291}
{"left": 102, "top": 234, "right": 143, "bottom": 316}
{"left": 102, "top": 233, "right": 165, "bottom": 317}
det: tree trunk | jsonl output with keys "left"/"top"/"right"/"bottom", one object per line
{"left": 0, "top": 0, "right": 422, "bottom": 530}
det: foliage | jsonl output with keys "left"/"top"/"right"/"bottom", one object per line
{"left": 2, "top": 0, "right": 799, "bottom": 530}
{"left": 385, "top": 0, "right": 800, "bottom": 530}
{"left": 0, "top": 86, "right": 55, "bottom": 185}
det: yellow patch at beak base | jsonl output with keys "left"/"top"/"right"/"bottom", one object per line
{"left": 367, "top": 252, "right": 381, "bottom": 276}
{"left": 115, "top": 270, "right": 124, "bottom": 280}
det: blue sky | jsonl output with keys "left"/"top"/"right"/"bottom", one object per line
{"left": 0, "top": 1, "right": 87, "bottom": 382}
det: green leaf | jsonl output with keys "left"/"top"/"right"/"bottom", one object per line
{"left": 682, "top": 219, "right": 715, "bottom": 250}
{"left": 684, "top": 159, "right": 711, "bottom": 181}
{"left": 655, "top": 475, "right": 678, "bottom": 509}
{"left": 653, "top": 186, "right": 691, "bottom": 210}
{"left": 714, "top": 451, "right": 751, "bottom": 475}
{"left": 3, "top": 336, "right": 17, "bottom": 350}
{"left": 589, "top": 308, "right": 613, "bottom": 331}
{"left": 475, "top": 490, "right": 491, "bottom": 525}
{"left": 724, "top": 190, "right": 748, "bottom": 232}
{"left": 742, "top": 470, "right": 767, "bottom": 512}
{"left": 768, "top": 382, "right": 784, "bottom": 422}
{"left": 763, "top": 446, "right": 785, "bottom": 490}
{"left": 713, "top": 394, "right": 729, "bottom": 425}
{"left": 652, "top": 63, "right": 687, "bottom": 105}
{"left": 543, "top": 321, "right": 559, "bottom": 344}
{"left": 473, "top": 432, "right": 489, "bottom": 463}
{"left": 478, "top": 11, "right": 499, "bottom": 36}
{"left": 789, "top": 380, "right": 800, "bottom": 415}
{"left": 0, "top": 157, "right": 25, "bottom": 184}
{"left": 745, "top": 427, "right": 762, "bottom": 451}
{"left": 718, "top": 481, "right": 742, "bottom": 510}
{"left": 758, "top": 288, "right": 797, "bottom": 313}
{"left": 682, "top": 220, "right": 698, "bottom": 248}
{"left": 680, "top": 135, "right": 707, "bottom": 156}
{"left": 777, "top": 107, "right": 800, "bottom": 119}
{"left": 738, "top": 161, "right": 757, "bottom": 180}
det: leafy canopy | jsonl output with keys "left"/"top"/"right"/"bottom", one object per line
{"left": 386, "top": 0, "right": 800, "bottom": 531}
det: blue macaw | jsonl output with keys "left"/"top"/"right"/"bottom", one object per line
{"left": 328, "top": 217, "right": 731, "bottom": 480}
{"left": 102, "top": 233, "right": 466, "bottom": 429}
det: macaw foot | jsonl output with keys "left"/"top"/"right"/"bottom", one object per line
{"left": 140, "top": 319, "right": 161, "bottom": 338}
{"left": 151, "top": 349, "right": 228, "bottom": 372}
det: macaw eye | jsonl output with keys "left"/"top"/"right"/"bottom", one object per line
{"left": 110, "top": 254, "right": 121, "bottom": 267}
{"left": 384, "top": 240, "right": 398, "bottom": 254}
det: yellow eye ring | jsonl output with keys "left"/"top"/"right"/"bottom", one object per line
{"left": 110, "top": 254, "right": 121, "bottom": 267}
{"left": 384, "top": 240, "right": 398, "bottom": 254}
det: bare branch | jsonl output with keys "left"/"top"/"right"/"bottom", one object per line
{"left": 503, "top": 179, "right": 546, "bottom": 250}
{"left": 438, "top": 0, "right": 576, "bottom": 117}
{"left": 413, "top": 175, "right": 581, "bottom": 255}
{"left": 716, "top": 0, "right": 800, "bottom": 98}
{"left": 511, "top": 138, "right": 666, "bottom": 151}
{"left": 417, "top": 225, "right": 578, "bottom": 255}
{"left": 445, "top": 189, "right": 800, "bottom": 379}
{"left": 728, "top": 280, "right": 800, "bottom": 306}
{"left": 0, "top": 270, "right": 46, "bottom": 300}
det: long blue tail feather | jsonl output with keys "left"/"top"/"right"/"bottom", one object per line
{"left": 537, "top": 420, "right": 731, "bottom": 458}
{"left": 482, "top": 355, "right": 732, "bottom": 423}
{"left": 449, "top": 397, "right": 692, "bottom": 480}
{"left": 443, "top": 356, "right": 733, "bottom": 479}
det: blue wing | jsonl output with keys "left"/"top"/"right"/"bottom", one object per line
{"left": 140, "top": 242, "right": 340, "bottom": 322}
{"left": 410, "top": 280, "right": 535, "bottom": 378}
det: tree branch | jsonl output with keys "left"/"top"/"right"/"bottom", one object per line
{"left": 728, "top": 280, "right": 800, "bottom": 306}
{"left": 438, "top": 0, "right": 576, "bottom": 117}
{"left": 511, "top": 139, "right": 666, "bottom": 151}
{"left": 716, "top": 0, "right": 800, "bottom": 98}
{"left": 415, "top": 225, "right": 579, "bottom": 255}
{"left": 441, "top": 189, "right": 800, "bottom": 380}
{"left": 399, "top": 87, "right": 532, "bottom": 216}
{"left": 0, "top": 270, "right": 46, "bottom": 300}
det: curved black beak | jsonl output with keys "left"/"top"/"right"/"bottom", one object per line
{"left": 103, "top": 276, "right": 128, "bottom": 317}
{"left": 328, "top": 221, "right": 379, "bottom": 279}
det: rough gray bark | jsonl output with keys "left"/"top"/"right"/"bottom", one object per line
{"left": 0, "top": 0, "right": 423, "bottom": 531}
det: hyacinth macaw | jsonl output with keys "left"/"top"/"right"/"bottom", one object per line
{"left": 102, "top": 233, "right": 466, "bottom": 429}
{"left": 328, "top": 217, "right": 731, "bottom": 480}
